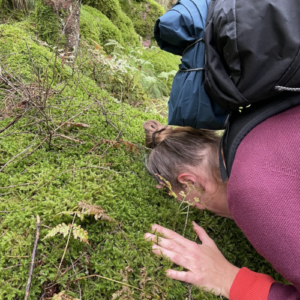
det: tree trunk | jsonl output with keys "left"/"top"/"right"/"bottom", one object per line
{"left": 43, "top": 0, "right": 81, "bottom": 57}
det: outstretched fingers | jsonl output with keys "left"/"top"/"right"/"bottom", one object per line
{"left": 166, "top": 269, "right": 200, "bottom": 286}
{"left": 151, "top": 224, "right": 195, "bottom": 248}
{"left": 144, "top": 233, "right": 186, "bottom": 254}
{"left": 192, "top": 222, "right": 215, "bottom": 246}
{"left": 151, "top": 244, "right": 191, "bottom": 270}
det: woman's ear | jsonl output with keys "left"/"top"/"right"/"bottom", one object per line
{"left": 177, "top": 173, "right": 197, "bottom": 189}
{"left": 177, "top": 172, "right": 205, "bottom": 191}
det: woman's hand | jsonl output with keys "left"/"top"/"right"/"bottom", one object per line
{"left": 144, "top": 222, "right": 239, "bottom": 298}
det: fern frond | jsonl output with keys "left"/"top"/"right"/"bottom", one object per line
{"left": 43, "top": 223, "right": 70, "bottom": 240}
{"left": 72, "top": 224, "right": 89, "bottom": 245}
{"left": 78, "top": 201, "right": 113, "bottom": 222}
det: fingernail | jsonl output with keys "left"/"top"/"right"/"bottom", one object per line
{"left": 152, "top": 245, "right": 158, "bottom": 250}
{"left": 166, "top": 270, "right": 171, "bottom": 277}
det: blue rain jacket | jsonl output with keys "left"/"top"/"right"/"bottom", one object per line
{"left": 154, "top": 0, "right": 228, "bottom": 129}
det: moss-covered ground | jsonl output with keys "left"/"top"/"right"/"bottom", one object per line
{"left": 0, "top": 2, "right": 285, "bottom": 300}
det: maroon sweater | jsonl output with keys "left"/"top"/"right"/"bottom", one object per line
{"left": 227, "top": 105, "right": 300, "bottom": 299}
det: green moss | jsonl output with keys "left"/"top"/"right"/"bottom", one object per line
{"left": 80, "top": 5, "right": 124, "bottom": 46}
{"left": 81, "top": 0, "right": 140, "bottom": 46}
{"left": 0, "top": 0, "right": 32, "bottom": 23}
{"left": 115, "top": 9, "right": 140, "bottom": 46}
{"left": 0, "top": 24, "right": 68, "bottom": 83}
{"left": 0, "top": 0, "right": 11, "bottom": 20}
{"left": 119, "top": 0, "right": 165, "bottom": 39}
{"left": 82, "top": 0, "right": 119, "bottom": 20}
{"left": 14, "top": 19, "right": 36, "bottom": 33}
{"left": 138, "top": 46, "right": 180, "bottom": 92}
{"left": 33, "top": 0, "right": 63, "bottom": 45}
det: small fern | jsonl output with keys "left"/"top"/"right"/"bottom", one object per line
{"left": 43, "top": 223, "right": 89, "bottom": 245}
{"left": 78, "top": 201, "right": 113, "bottom": 221}
{"left": 58, "top": 201, "right": 114, "bottom": 221}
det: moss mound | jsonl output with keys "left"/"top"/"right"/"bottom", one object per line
{"left": 33, "top": 0, "right": 65, "bottom": 46}
{"left": 80, "top": 5, "right": 124, "bottom": 46}
{"left": 81, "top": 0, "right": 140, "bottom": 47}
{"left": 119, "top": 0, "right": 164, "bottom": 39}
{"left": 0, "top": 24, "right": 68, "bottom": 82}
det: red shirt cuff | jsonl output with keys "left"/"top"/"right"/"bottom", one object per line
{"left": 230, "top": 267, "right": 275, "bottom": 300}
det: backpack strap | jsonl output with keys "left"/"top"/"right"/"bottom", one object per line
{"left": 221, "top": 93, "right": 300, "bottom": 180}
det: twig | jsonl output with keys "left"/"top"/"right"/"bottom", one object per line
{"left": 43, "top": 252, "right": 87, "bottom": 293}
{"left": 2, "top": 264, "right": 22, "bottom": 270}
{"left": 59, "top": 252, "right": 87, "bottom": 278}
{"left": 52, "top": 107, "right": 90, "bottom": 134}
{"left": 186, "top": 283, "right": 192, "bottom": 300}
{"left": 0, "top": 114, "right": 23, "bottom": 134}
{"left": 0, "top": 182, "right": 37, "bottom": 189}
{"left": 55, "top": 215, "right": 75, "bottom": 281}
{"left": 8, "top": 256, "right": 29, "bottom": 258}
{"left": 0, "top": 134, "right": 39, "bottom": 172}
{"left": 70, "top": 253, "right": 82, "bottom": 299}
{"left": 24, "top": 215, "right": 41, "bottom": 300}
{"left": 54, "top": 133, "right": 83, "bottom": 144}
{"left": 182, "top": 204, "right": 190, "bottom": 237}
{"left": 87, "top": 142, "right": 100, "bottom": 153}
{"left": 70, "top": 274, "right": 143, "bottom": 291}
{"left": 22, "top": 137, "right": 47, "bottom": 160}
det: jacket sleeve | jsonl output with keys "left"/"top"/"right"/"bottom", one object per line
{"left": 227, "top": 137, "right": 300, "bottom": 299}
{"left": 230, "top": 267, "right": 275, "bottom": 300}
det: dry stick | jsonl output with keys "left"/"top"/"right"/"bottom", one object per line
{"left": 182, "top": 204, "right": 190, "bottom": 238}
{"left": 186, "top": 283, "right": 192, "bottom": 300}
{"left": 0, "top": 134, "right": 39, "bottom": 172}
{"left": 2, "top": 264, "right": 22, "bottom": 270}
{"left": 54, "top": 133, "right": 83, "bottom": 144}
{"left": 0, "top": 182, "right": 38, "bottom": 189}
{"left": 71, "top": 274, "right": 143, "bottom": 291}
{"left": 43, "top": 252, "right": 87, "bottom": 293}
{"left": 0, "top": 115, "right": 23, "bottom": 134}
{"left": 69, "top": 254, "right": 82, "bottom": 300}
{"left": 54, "top": 215, "right": 75, "bottom": 282}
{"left": 8, "top": 256, "right": 29, "bottom": 258}
{"left": 22, "top": 137, "right": 47, "bottom": 160}
{"left": 53, "top": 106, "right": 91, "bottom": 134}
{"left": 59, "top": 252, "right": 87, "bottom": 278}
{"left": 24, "top": 215, "right": 41, "bottom": 300}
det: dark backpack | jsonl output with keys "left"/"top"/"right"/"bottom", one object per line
{"left": 204, "top": 0, "right": 300, "bottom": 180}
{"left": 154, "top": 0, "right": 300, "bottom": 180}
{"left": 154, "top": 0, "right": 228, "bottom": 130}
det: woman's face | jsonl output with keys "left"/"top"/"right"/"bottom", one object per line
{"left": 157, "top": 168, "right": 232, "bottom": 219}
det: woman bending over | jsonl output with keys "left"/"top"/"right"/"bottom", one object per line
{"left": 143, "top": 105, "right": 300, "bottom": 300}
